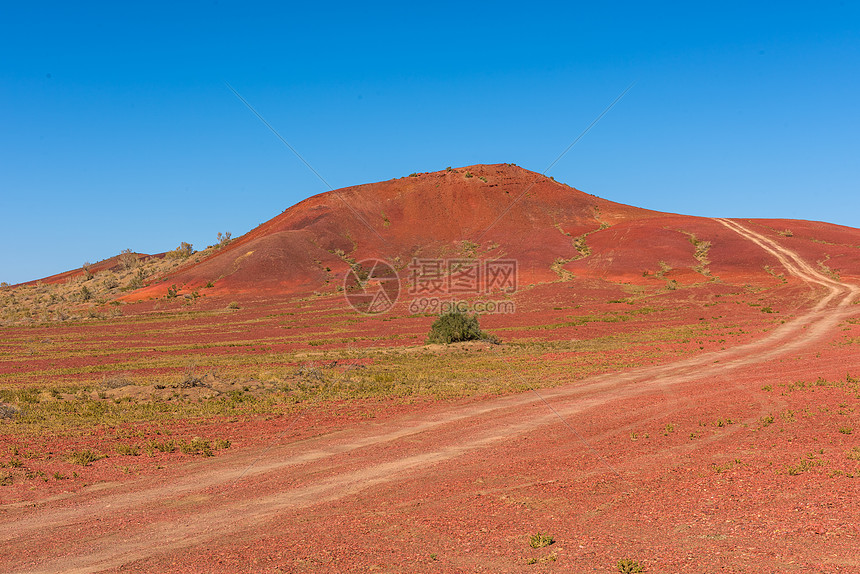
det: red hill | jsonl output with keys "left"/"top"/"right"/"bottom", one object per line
{"left": 123, "top": 163, "right": 859, "bottom": 301}
{"left": 22, "top": 163, "right": 859, "bottom": 301}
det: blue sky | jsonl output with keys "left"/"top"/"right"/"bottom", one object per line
{"left": 2, "top": 2, "right": 858, "bottom": 284}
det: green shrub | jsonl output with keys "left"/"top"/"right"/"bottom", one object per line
{"left": 213, "top": 438, "right": 231, "bottom": 450}
{"left": 786, "top": 454, "right": 823, "bottom": 475}
{"left": 114, "top": 443, "right": 140, "bottom": 456}
{"left": 178, "top": 437, "right": 213, "bottom": 457}
{"left": 103, "top": 274, "right": 119, "bottom": 290}
{"left": 146, "top": 439, "right": 176, "bottom": 454}
{"left": 127, "top": 269, "right": 146, "bottom": 290}
{"left": 528, "top": 532, "right": 554, "bottom": 548}
{"left": 67, "top": 449, "right": 106, "bottom": 466}
{"left": 617, "top": 559, "right": 644, "bottom": 573}
{"left": 426, "top": 311, "right": 499, "bottom": 344}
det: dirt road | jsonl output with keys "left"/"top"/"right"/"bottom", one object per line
{"left": 1, "top": 219, "right": 858, "bottom": 573}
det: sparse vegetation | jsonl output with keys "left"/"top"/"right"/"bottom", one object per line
{"left": 713, "top": 459, "right": 742, "bottom": 473}
{"left": 127, "top": 268, "right": 146, "bottom": 290}
{"left": 217, "top": 231, "right": 232, "bottom": 247}
{"left": 786, "top": 453, "right": 824, "bottom": 475}
{"left": 686, "top": 233, "right": 712, "bottom": 276}
{"left": 817, "top": 257, "right": 840, "bottom": 280}
{"left": 0, "top": 240, "right": 229, "bottom": 326}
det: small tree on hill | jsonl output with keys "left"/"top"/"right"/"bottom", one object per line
{"left": 169, "top": 241, "right": 194, "bottom": 258}
{"left": 119, "top": 249, "right": 138, "bottom": 270}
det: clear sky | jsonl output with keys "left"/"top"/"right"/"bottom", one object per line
{"left": 2, "top": 1, "right": 858, "bottom": 285}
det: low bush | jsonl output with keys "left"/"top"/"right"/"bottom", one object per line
{"left": 426, "top": 311, "right": 499, "bottom": 344}
{"left": 67, "top": 449, "right": 106, "bottom": 466}
{"left": 528, "top": 532, "right": 554, "bottom": 548}
{"left": 114, "top": 443, "right": 140, "bottom": 456}
{"left": 146, "top": 439, "right": 176, "bottom": 454}
{"left": 178, "top": 437, "right": 214, "bottom": 457}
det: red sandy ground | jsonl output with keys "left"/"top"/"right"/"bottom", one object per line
{"left": 1, "top": 219, "right": 859, "bottom": 571}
